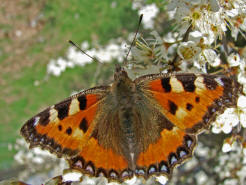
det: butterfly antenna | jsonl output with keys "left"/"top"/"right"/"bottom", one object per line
{"left": 125, "top": 14, "right": 143, "bottom": 63}
{"left": 68, "top": 40, "right": 102, "bottom": 64}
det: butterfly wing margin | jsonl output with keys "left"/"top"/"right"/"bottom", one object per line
{"left": 21, "top": 86, "right": 110, "bottom": 158}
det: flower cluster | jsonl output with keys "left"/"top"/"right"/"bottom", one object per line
{"left": 14, "top": 138, "right": 67, "bottom": 184}
{"left": 47, "top": 39, "right": 127, "bottom": 77}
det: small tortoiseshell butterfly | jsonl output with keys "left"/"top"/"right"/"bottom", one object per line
{"left": 21, "top": 64, "right": 241, "bottom": 182}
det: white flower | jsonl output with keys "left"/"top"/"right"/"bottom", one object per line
{"left": 156, "top": 176, "right": 168, "bottom": 185}
{"left": 125, "top": 176, "right": 137, "bottom": 185}
{"left": 240, "top": 18, "right": 246, "bottom": 32}
{"left": 201, "top": 49, "right": 220, "bottom": 67}
{"left": 47, "top": 60, "right": 62, "bottom": 76}
{"left": 63, "top": 171, "right": 82, "bottom": 182}
{"left": 189, "top": 31, "right": 203, "bottom": 42}
{"left": 209, "top": 0, "right": 220, "bottom": 12}
{"left": 237, "top": 95, "right": 246, "bottom": 108}
{"left": 243, "top": 148, "right": 246, "bottom": 157}
{"left": 228, "top": 53, "right": 241, "bottom": 67}
{"left": 222, "top": 143, "right": 232, "bottom": 153}
{"left": 238, "top": 59, "right": 246, "bottom": 85}
{"left": 57, "top": 58, "right": 67, "bottom": 72}
{"left": 138, "top": 4, "right": 159, "bottom": 29}
{"left": 237, "top": 95, "right": 246, "bottom": 128}
{"left": 195, "top": 171, "right": 208, "bottom": 184}
{"left": 239, "top": 113, "right": 246, "bottom": 128}
{"left": 212, "top": 108, "right": 239, "bottom": 134}
{"left": 81, "top": 41, "right": 89, "bottom": 50}
{"left": 47, "top": 39, "right": 127, "bottom": 76}
{"left": 68, "top": 46, "right": 93, "bottom": 66}
{"left": 177, "top": 41, "right": 201, "bottom": 61}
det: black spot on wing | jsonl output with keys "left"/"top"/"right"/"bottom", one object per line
{"left": 195, "top": 96, "right": 200, "bottom": 103}
{"left": 79, "top": 118, "right": 88, "bottom": 133}
{"left": 58, "top": 125, "right": 62, "bottom": 131}
{"left": 168, "top": 100, "right": 177, "bottom": 115}
{"left": 176, "top": 74, "right": 196, "bottom": 92}
{"left": 55, "top": 100, "right": 71, "bottom": 120}
{"left": 161, "top": 77, "right": 171, "bottom": 92}
{"left": 78, "top": 95, "right": 87, "bottom": 110}
{"left": 186, "top": 103, "right": 193, "bottom": 111}
{"left": 39, "top": 108, "right": 50, "bottom": 126}
{"left": 66, "top": 127, "right": 72, "bottom": 135}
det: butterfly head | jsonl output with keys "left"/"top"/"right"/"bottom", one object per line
{"left": 114, "top": 64, "right": 130, "bottom": 82}
{"left": 113, "top": 64, "right": 135, "bottom": 95}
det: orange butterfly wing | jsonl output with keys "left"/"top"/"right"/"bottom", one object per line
{"left": 21, "top": 85, "right": 131, "bottom": 181}
{"left": 133, "top": 73, "right": 240, "bottom": 177}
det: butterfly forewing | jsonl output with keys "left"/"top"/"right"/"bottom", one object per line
{"left": 136, "top": 73, "right": 240, "bottom": 133}
{"left": 21, "top": 86, "right": 110, "bottom": 157}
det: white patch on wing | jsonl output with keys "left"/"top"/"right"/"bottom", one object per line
{"left": 73, "top": 128, "right": 84, "bottom": 138}
{"left": 170, "top": 76, "right": 184, "bottom": 93}
{"left": 69, "top": 98, "right": 80, "bottom": 115}
{"left": 194, "top": 76, "right": 206, "bottom": 94}
{"left": 49, "top": 106, "right": 59, "bottom": 123}
{"left": 176, "top": 107, "right": 188, "bottom": 121}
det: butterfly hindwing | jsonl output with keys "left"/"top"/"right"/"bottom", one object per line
{"left": 69, "top": 137, "right": 130, "bottom": 181}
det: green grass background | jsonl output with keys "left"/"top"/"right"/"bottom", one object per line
{"left": 0, "top": 0, "right": 138, "bottom": 171}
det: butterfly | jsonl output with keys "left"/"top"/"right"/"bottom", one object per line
{"left": 21, "top": 64, "right": 241, "bottom": 182}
